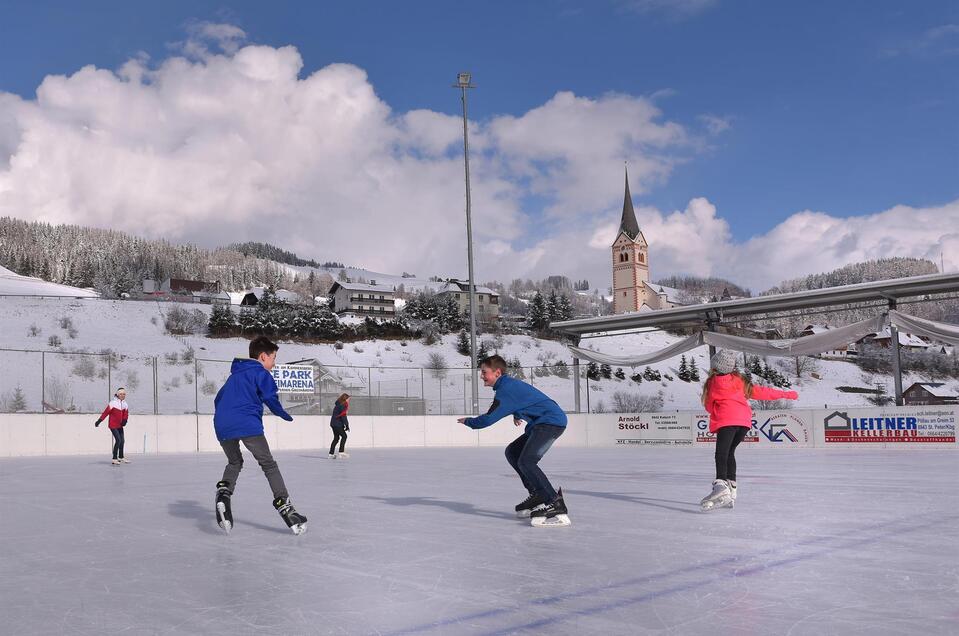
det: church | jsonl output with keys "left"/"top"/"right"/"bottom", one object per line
{"left": 611, "top": 170, "right": 684, "bottom": 314}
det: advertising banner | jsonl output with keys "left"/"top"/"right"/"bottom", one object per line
{"left": 816, "top": 406, "right": 956, "bottom": 445}
{"left": 588, "top": 412, "right": 693, "bottom": 446}
{"left": 271, "top": 364, "right": 315, "bottom": 394}
{"left": 694, "top": 410, "right": 812, "bottom": 447}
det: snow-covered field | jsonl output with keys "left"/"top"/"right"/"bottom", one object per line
{"left": 0, "top": 296, "right": 954, "bottom": 416}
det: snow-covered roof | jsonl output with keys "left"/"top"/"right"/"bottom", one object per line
{"left": 436, "top": 280, "right": 498, "bottom": 296}
{"left": 330, "top": 281, "right": 394, "bottom": 293}
{"left": 0, "top": 265, "right": 99, "bottom": 298}
{"left": 643, "top": 282, "right": 684, "bottom": 304}
{"left": 869, "top": 328, "right": 929, "bottom": 348}
{"left": 910, "top": 382, "right": 956, "bottom": 398}
{"left": 191, "top": 290, "right": 230, "bottom": 300}
{"left": 275, "top": 289, "right": 301, "bottom": 302}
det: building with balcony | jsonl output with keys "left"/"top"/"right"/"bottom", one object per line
{"left": 328, "top": 280, "right": 396, "bottom": 317}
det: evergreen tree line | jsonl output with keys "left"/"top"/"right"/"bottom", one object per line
{"left": 0, "top": 217, "right": 300, "bottom": 297}
{"left": 756, "top": 257, "right": 957, "bottom": 336}
{"left": 525, "top": 290, "right": 574, "bottom": 331}
{"left": 228, "top": 241, "right": 323, "bottom": 268}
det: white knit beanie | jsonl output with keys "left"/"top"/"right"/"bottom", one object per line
{"left": 710, "top": 349, "right": 738, "bottom": 374}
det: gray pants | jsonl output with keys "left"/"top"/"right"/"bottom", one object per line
{"left": 219, "top": 435, "right": 288, "bottom": 500}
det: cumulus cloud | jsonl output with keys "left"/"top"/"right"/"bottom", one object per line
{"left": 0, "top": 30, "right": 954, "bottom": 293}
{"left": 0, "top": 36, "right": 692, "bottom": 284}
{"left": 575, "top": 197, "right": 959, "bottom": 292}
{"left": 619, "top": 0, "right": 718, "bottom": 19}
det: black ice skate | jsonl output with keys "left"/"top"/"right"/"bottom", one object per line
{"left": 530, "top": 489, "right": 571, "bottom": 527}
{"left": 273, "top": 497, "right": 308, "bottom": 535}
{"left": 515, "top": 492, "right": 547, "bottom": 518}
{"left": 215, "top": 481, "right": 233, "bottom": 534}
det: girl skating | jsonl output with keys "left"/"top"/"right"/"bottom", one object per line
{"left": 95, "top": 388, "right": 129, "bottom": 465}
{"left": 700, "top": 350, "right": 798, "bottom": 511}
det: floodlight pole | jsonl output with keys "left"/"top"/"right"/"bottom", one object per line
{"left": 455, "top": 72, "right": 479, "bottom": 414}
{"left": 888, "top": 299, "right": 904, "bottom": 406}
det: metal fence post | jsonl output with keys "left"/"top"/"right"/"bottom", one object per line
{"left": 41, "top": 351, "right": 45, "bottom": 413}
{"left": 153, "top": 357, "right": 158, "bottom": 415}
{"left": 194, "top": 358, "right": 199, "bottom": 414}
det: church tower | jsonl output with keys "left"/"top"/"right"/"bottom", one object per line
{"left": 611, "top": 168, "right": 649, "bottom": 314}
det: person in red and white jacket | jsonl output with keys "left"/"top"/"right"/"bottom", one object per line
{"left": 699, "top": 350, "right": 798, "bottom": 511}
{"left": 96, "top": 388, "right": 129, "bottom": 465}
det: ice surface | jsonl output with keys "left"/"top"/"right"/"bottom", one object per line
{"left": 1, "top": 447, "right": 956, "bottom": 635}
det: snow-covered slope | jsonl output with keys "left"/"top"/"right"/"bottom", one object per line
{"left": 0, "top": 296, "right": 953, "bottom": 416}
{"left": 0, "top": 265, "right": 98, "bottom": 297}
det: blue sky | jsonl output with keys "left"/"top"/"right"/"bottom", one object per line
{"left": 0, "top": 1, "right": 957, "bottom": 288}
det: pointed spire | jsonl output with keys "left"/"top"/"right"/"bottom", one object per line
{"left": 619, "top": 165, "right": 641, "bottom": 241}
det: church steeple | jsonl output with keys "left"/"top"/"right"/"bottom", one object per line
{"left": 618, "top": 166, "right": 641, "bottom": 241}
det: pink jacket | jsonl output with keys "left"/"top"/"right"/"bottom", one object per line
{"left": 704, "top": 374, "right": 798, "bottom": 433}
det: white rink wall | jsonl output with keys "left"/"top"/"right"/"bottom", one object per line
{"left": 1, "top": 406, "right": 956, "bottom": 457}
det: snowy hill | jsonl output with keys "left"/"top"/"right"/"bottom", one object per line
{"left": 0, "top": 265, "right": 98, "bottom": 298}
{"left": 1, "top": 296, "right": 954, "bottom": 417}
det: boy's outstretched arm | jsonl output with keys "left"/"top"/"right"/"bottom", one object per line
{"left": 258, "top": 369, "right": 294, "bottom": 421}
{"left": 458, "top": 389, "right": 516, "bottom": 429}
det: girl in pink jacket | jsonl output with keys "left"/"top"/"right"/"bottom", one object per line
{"left": 700, "top": 350, "right": 798, "bottom": 510}
{"left": 96, "top": 388, "right": 130, "bottom": 465}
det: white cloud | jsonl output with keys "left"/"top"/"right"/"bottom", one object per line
{"left": 0, "top": 38, "right": 694, "bottom": 285}
{"left": 697, "top": 113, "right": 732, "bottom": 135}
{"left": 0, "top": 32, "right": 954, "bottom": 295}
{"left": 619, "top": 0, "right": 718, "bottom": 19}
{"left": 572, "top": 197, "right": 959, "bottom": 292}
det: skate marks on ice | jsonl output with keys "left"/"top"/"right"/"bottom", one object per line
{"left": 385, "top": 510, "right": 959, "bottom": 636}
{"left": 167, "top": 499, "right": 290, "bottom": 535}
{"left": 562, "top": 488, "right": 702, "bottom": 515}
{"left": 362, "top": 495, "right": 519, "bottom": 521}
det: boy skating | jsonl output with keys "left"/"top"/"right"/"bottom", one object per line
{"left": 458, "top": 355, "right": 570, "bottom": 527}
{"left": 213, "top": 336, "right": 307, "bottom": 535}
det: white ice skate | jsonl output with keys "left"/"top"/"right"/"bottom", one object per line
{"left": 328, "top": 453, "right": 337, "bottom": 459}
{"left": 337, "top": 452, "right": 349, "bottom": 459}
{"left": 726, "top": 480, "right": 737, "bottom": 509}
{"left": 120, "top": 458, "right": 131, "bottom": 464}
{"left": 700, "top": 479, "right": 732, "bottom": 511}
{"left": 111, "top": 459, "right": 121, "bottom": 465}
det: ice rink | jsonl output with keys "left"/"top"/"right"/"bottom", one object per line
{"left": 1, "top": 446, "right": 957, "bottom": 635}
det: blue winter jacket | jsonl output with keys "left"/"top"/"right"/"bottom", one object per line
{"left": 213, "top": 358, "right": 293, "bottom": 442}
{"left": 462, "top": 375, "right": 567, "bottom": 433}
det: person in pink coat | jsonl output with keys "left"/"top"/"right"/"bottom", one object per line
{"left": 700, "top": 350, "right": 798, "bottom": 510}
{"left": 96, "top": 388, "right": 130, "bottom": 465}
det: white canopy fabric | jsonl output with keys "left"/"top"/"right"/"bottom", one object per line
{"left": 568, "top": 315, "right": 887, "bottom": 366}
{"left": 889, "top": 310, "right": 959, "bottom": 346}
{"left": 566, "top": 312, "right": 959, "bottom": 367}
{"left": 568, "top": 333, "right": 704, "bottom": 368}
{"left": 702, "top": 315, "right": 887, "bottom": 357}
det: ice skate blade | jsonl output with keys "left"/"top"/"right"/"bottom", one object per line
{"left": 530, "top": 514, "right": 571, "bottom": 528}
{"left": 701, "top": 498, "right": 731, "bottom": 512}
{"left": 290, "top": 523, "right": 307, "bottom": 536}
{"left": 216, "top": 502, "right": 232, "bottom": 534}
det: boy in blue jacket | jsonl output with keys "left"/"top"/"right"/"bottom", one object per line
{"left": 213, "top": 336, "right": 307, "bottom": 535}
{"left": 458, "top": 355, "right": 571, "bottom": 527}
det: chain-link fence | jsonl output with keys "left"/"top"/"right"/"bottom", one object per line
{"left": 11, "top": 348, "right": 884, "bottom": 415}
{"left": 0, "top": 349, "right": 600, "bottom": 415}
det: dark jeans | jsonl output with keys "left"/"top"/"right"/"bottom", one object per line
{"left": 505, "top": 424, "right": 565, "bottom": 502}
{"left": 330, "top": 426, "right": 347, "bottom": 454}
{"left": 715, "top": 426, "right": 748, "bottom": 481}
{"left": 110, "top": 428, "right": 125, "bottom": 459}
{"left": 219, "top": 435, "right": 288, "bottom": 500}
